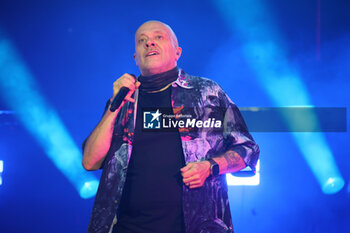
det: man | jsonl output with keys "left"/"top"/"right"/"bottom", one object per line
{"left": 82, "top": 20, "right": 259, "bottom": 233}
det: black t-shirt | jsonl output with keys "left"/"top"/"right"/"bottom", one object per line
{"left": 115, "top": 87, "right": 186, "bottom": 233}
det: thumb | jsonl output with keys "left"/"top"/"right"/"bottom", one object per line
{"left": 125, "top": 90, "right": 135, "bottom": 103}
{"left": 135, "top": 81, "right": 141, "bottom": 89}
{"left": 125, "top": 96, "right": 135, "bottom": 103}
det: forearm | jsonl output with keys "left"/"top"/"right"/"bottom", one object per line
{"left": 181, "top": 150, "right": 246, "bottom": 189}
{"left": 212, "top": 150, "right": 246, "bottom": 175}
{"left": 82, "top": 106, "right": 119, "bottom": 170}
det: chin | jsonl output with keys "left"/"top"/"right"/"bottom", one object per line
{"left": 142, "top": 64, "right": 168, "bottom": 75}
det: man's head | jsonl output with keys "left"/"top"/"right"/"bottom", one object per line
{"left": 134, "top": 20, "right": 182, "bottom": 76}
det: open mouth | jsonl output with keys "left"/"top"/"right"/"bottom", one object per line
{"left": 146, "top": 51, "right": 160, "bottom": 57}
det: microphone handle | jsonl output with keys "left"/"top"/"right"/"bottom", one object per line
{"left": 110, "top": 87, "right": 130, "bottom": 112}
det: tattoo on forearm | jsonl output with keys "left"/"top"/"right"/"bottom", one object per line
{"left": 223, "top": 151, "right": 243, "bottom": 171}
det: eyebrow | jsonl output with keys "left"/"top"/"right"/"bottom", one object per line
{"left": 137, "top": 30, "right": 168, "bottom": 39}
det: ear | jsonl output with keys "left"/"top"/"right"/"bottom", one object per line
{"left": 133, "top": 53, "right": 139, "bottom": 67}
{"left": 175, "top": 47, "right": 182, "bottom": 61}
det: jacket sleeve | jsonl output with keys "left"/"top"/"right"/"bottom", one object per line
{"left": 219, "top": 88, "right": 260, "bottom": 174}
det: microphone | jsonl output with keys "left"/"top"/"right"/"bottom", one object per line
{"left": 110, "top": 74, "right": 136, "bottom": 112}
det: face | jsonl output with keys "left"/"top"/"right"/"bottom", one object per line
{"left": 134, "top": 21, "right": 182, "bottom": 76}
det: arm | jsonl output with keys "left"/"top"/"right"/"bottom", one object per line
{"left": 181, "top": 86, "right": 259, "bottom": 188}
{"left": 213, "top": 150, "right": 246, "bottom": 175}
{"left": 181, "top": 110, "right": 259, "bottom": 189}
{"left": 82, "top": 74, "right": 140, "bottom": 170}
{"left": 181, "top": 150, "right": 246, "bottom": 189}
{"left": 82, "top": 107, "right": 120, "bottom": 170}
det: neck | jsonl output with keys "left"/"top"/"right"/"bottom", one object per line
{"left": 141, "top": 65, "right": 176, "bottom": 77}
{"left": 138, "top": 66, "right": 178, "bottom": 92}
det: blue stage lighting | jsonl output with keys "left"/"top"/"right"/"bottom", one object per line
{"left": 0, "top": 160, "right": 3, "bottom": 186}
{"left": 322, "top": 177, "right": 345, "bottom": 194}
{"left": 294, "top": 133, "right": 344, "bottom": 194}
{"left": 80, "top": 180, "right": 100, "bottom": 199}
{"left": 0, "top": 30, "right": 99, "bottom": 198}
{"left": 213, "top": 0, "right": 345, "bottom": 194}
{"left": 226, "top": 160, "right": 260, "bottom": 186}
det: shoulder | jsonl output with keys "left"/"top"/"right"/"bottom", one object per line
{"left": 177, "top": 69, "right": 235, "bottom": 106}
{"left": 178, "top": 69, "right": 222, "bottom": 92}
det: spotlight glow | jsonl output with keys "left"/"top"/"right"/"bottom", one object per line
{"left": 322, "top": 177, "right": 344, "bottom": 194}
{"left": 0, "top": 30, "right": 98, "bottom": 198}
{"left": 213, "top": 0, "right": 344, "bottom": 193}
{"left": 80, "top": 180, "right": 100, "bottom": 199}
{"left": 226, "top": 160, "right": 260, "bottom": 186}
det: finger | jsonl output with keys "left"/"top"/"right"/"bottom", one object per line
{"left": 113, "top": 78, "right": 133, "bottom": 88}
{"left": 122, "top": 73, "right": 137, "bottom": 82}
{"left": 113, "top": 80, "right": 135, "bottom": 97}
{"left": 188, "top": 183, "right": 203, "bottom": 189}
{"left": 183, "top": 178, "right": 196, "bottom": 184}
{"left": 184, "top": 180, "right": 198, "bottom": 185}
{"left": 183, "top": 174, "right": 200, "bottom": 183}
{"left": 181, "top": 164, "right": 198, "bottom": 178}
{"left": 124, "top": 89, "right": 137, "bottom": 103}
{"left": 182, "top": 169, "right": 196, "bottom": 179}
{"left": 121, "top": 80, "right": 136, "bottom": 90}
{"left": 118, "top": 83, "right": 138, "bottom": 99}
{"left": 189, "top": 183, "right": 203, "bottom": 189}
{"left": 184, "top": 179, "right": 200, "bottom": 186}
{"left": 192, "top": 180, "right": 202, "bottom": 185}
{"left": 180, "top": 163, "right": 192, "bottom": 173}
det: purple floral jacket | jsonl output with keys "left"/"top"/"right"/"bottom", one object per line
{"left": 86, "top": 69, "right": 259, "bottom": 233}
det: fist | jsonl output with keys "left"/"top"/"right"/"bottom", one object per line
{"left": 111, "top": 73, "right": 141, "bottom": 104}
{"left": 180, "top": 161, "right": 211, "bottom": 189}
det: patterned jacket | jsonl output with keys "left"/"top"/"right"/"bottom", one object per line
{"left": 86, "top": 69, "right": 260, "bottom": 233}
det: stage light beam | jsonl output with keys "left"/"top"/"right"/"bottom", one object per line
{"left": 213, "top": 0, "right": 344, "bottom": 194}
{"left": 0, "top": 30, "right": 98, "bottom": 198}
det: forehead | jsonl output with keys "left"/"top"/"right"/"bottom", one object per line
{"left": 135, "top": 22, "right": 171, "bottom": 38}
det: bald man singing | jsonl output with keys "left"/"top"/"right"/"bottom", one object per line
{"left": 82, "top": 20, "right": 259, "bottom": 233}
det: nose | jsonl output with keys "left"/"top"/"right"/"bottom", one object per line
{"left": 145, "top": 39, "right": 156, "bottom": 48}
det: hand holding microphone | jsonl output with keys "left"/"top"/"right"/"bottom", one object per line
{"left": 110, "top": 73, "right": 141, "bottom": 112}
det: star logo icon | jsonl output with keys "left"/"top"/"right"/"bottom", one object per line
{"left": 143, "top": 109, "right": 162, "bottom": 129}
{"left": 150, "top": 109, "right": 162, "bottom": 122}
